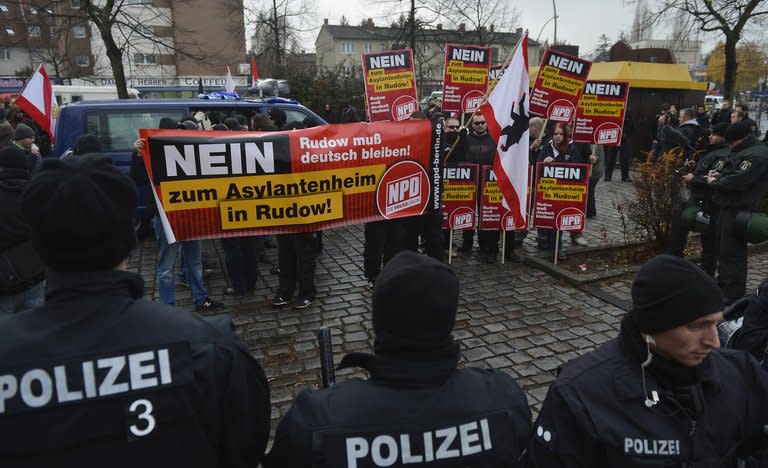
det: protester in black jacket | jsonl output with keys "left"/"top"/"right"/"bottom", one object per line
{"left": 0, "top": 145, "right": 44, "bottom": 315}
{"left": 528, "top": 255, "right": 768, "bottom": 467}
{"left": 0, "top": 157, "right": 271, "bottom": 467}
{"left": 265, "top": 251, "right": 532, "bottom": 468}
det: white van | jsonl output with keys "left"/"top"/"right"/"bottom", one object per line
{"left": 705, "top": 95, "right": 724, "bottom": 111}
{"left": 53, "top": 85, "right": 141, "bottom": 105}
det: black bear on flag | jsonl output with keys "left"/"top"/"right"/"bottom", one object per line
{"left": 498, "top": 93, "right": 529, "bottom": 152}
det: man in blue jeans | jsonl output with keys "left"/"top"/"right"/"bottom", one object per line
{"left": 131, "top": 117, "right": 223, "bottom": 311}
{"left": 153, "top": 217, "right": 223, "bottom": 311}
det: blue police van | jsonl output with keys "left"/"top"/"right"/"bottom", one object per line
{"left": 53, "top": 96, "right": 326, "bottom": 229}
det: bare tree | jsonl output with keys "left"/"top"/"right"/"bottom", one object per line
{"left": 247, "top": 0, "right": 314, "bottom": 77}
{"left": 7, "top": 0, "right": 236, "bottom": 98}
{"left": 439, "top": 0, "right": 519, "bottom": 46}
{"left": 653, "top": 0, "right": 768, "bottom": 99}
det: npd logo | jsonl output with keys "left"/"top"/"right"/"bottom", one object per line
{"left": 376, "top": 160, "right": 430, "bottom": 219}
{"left": 449, "top": 206, "right": 475, "bottom": 230}
{"left": 595, "top": 122, "right": 621, "bottom": 145}
{"left": 556, "top": 207, "right": 585, "bottom": 231}
{"left": 392, "top": 95, "right": 418, "bottom": 121}
{"left": 548, "top": 99, "right": 575, "bottom": 122}
{"left": 461, "top": 90, "right": 485, "bottom": 113}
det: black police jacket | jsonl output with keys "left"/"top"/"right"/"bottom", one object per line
{"left": 264, "top": 354, "right": 532, "bottom": 467}
{"left": 0, "top": 270, "right": 270, "bottom": 467}
{"left": 527, "top": 319, "right": 768, "bottom": 467}
{"left": 689, "top": 142, "right": 729, "bottom": 203}
{"left": 711, "top": 135, "right": 768, "bottom": 210}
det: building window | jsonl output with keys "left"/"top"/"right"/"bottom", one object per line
{"left": 70, "top": 0, "right": 81, "bottom": 8}
{"left": 0, "top": 48, "right": 8, "bottom": 60}
{"left": 76, "top": 55, "right": 89, "bottom": 66}
{"left": 0, "top": 4, "right": 8, "bottom": 13}
{"left": 341, "top": 42, "right": 354, "bottom": 54}
{"left": 73, "top": 25, "right": 86, "bottom": 38}
{"left": 364, "top": 43, "right": 373, "bottom": 53}
{"left": 136, "top": 25, "right": 153, "bottom": 36}
{"left": 5, "top": 26, "right": 14, "bottom": 35}
{"left": 134, "top": 53, "right": 156, "bottom": 65}
{"left": 29, "top": 25, "right": 40, "bottom": 37}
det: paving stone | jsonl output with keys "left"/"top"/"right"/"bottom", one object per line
{"left": 125, "top": 180, "right": 768, "bottom": 433}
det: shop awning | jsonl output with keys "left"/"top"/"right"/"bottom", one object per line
{"left": 529, "top": 61, "right": 708, "bottom": 91}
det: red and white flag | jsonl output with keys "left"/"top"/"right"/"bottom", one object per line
{"left": 15, "top": 65, "right": 58, "bottom": 142}
{"left": 250, "top": 53, "right": 259, "bottom": 87}
{"left": 479, "top": 33, "right": 530, "bottom": 229}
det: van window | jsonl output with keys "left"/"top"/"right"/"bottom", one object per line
{"left": 86, "top": 109, "right": 185, "bottom": 151}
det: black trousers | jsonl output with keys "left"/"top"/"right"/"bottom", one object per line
{"left": 667, "top": 203, "right": 719, "bottom": 276}
{"left": 221, "top": 236, "right": 260, "bottom": 294}
{"left": 276, "top": 232, "right": 317, "bottom": 300}
{"left": 605, "top": 145, "right": 630, "bottom": 181}
{"left": 718, "top": 209, "right": 748, "bottom": 303}
{"left": 363, "top": 220, "right": 404, "bottom": 281}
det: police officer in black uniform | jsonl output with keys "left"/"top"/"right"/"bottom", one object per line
{"left": 0, "top": 157, "right": 271, "bottom": 467}
{"left": 527, "top": 255, "right": 768, "bottom": 467}
{"left": 265, "top": 251, "right": 532, "bottom": 467}
{"left": 667, "top": 122, "right": 730, "bottom": 275}
{"left": 708, "top": 122, "right": 768, "bottom": 304}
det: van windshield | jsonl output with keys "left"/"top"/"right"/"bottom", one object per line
{"left": 86, "top": 109, "right": 185, "bottom": 152}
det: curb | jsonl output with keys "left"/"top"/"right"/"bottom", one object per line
{"left": 522, "top": 239, "right": 768, "bottom": 288}
{"left": 521, "top": 242, "right": 646, "bottom": 287}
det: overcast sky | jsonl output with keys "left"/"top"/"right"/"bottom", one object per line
{"left": 306, "top": 0, "right": 638, "bottom": 56}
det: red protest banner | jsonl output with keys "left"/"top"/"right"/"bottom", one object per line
{"left": 573, "top": 80, "right": 630, "bottom": 146}
{"left": 441, "top": 163, "right": 478, "bottom": 230}
{"left": 441, "top": 44, "right": 492, "bottom": 113}
{"left": 362, "top": 49, "right": 419, "bottom": 122}
{"left": 141, "top": 121, "right": 432, "bottom": 241}
{"left": 530, "top": 49, "right": 592, "bottom": 123}
{"left": 532, "top": 162, "right": 590, "bottom": 232}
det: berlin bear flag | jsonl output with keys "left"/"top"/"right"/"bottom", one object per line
{"left": 15, "top": 65, "right": 58, "bottom": 142}
{"left": 478, "top": 33, "right": 529, "bottom": 229}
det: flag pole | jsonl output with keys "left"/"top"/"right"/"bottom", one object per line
{"left": 444, "top": 31, "right": 528, "bottom": 164}
{"left": 448, "top": 230, "right": 454, "bottom": 265}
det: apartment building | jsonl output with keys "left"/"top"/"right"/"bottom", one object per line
{"left": 315, "top": 19, "right": 543, "bottom": 95}
{"left": 0, "top": 0, "right": 248, "bottom": 97}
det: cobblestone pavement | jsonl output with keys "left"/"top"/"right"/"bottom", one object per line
{"left": 126, "top": 174, "right": 768, "bottom": 432}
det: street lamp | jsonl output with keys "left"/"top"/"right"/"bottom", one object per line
{"left": 535, "top": 0, "right": 559, "bottom": 45}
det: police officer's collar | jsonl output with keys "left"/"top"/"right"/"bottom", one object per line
{"left": 45, "top": 269, "right": 145, "bottom": 302}
{"left": 615, "top": 316, "right": 720, "bottom": 401}
{"left": 731, "top": 134, "right": 758, "bottom": 152}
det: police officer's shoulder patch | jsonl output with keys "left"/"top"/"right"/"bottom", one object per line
{"left": 714, "top": 160, "right": 725, "bottom": 171}
{"left": 740, "top": 160, "right": 752, "bottom": 171}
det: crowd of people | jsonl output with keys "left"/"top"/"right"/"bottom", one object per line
{"left": 653, "top": 100, "right": 768, "bottom": 305}
{"left": 4, "top": 95, "right": 768, "bottom": 465}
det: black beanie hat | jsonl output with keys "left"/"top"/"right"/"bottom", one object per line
{"left": 0, "top": 144, "right": 29, "bottom": 169}
{"left": 725, "top": 122, "right": 751, "bottom": 143}
{"left": 710, "top": 122, "right": 729, "bottom": 138}
{"left": 372, "top": 251, "right": 459, "bottom": 343}
{"left": 21, "top": 156, "right": 137, "bottom": 272}
{"left": 158, "top": 117, "right": 179, "bottom": 129}
{"left": 630, "top": 255, "right": 724, "bottom": 334}
{"left": 13, "top": 123, "right": 35, "bottom": 141}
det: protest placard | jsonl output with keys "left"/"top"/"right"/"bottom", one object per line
{"left": 532, "top": 162, "right": 590, "bottom": 232}
{"left": 362, "top": 49, "right": 419, "bottom": 122}
{"left": 441, "top": 164, "right": 478, "bottom": 230}
{"left": 530, "top": 49, "right": 592, "bottom": 123}
{"left": 478, "top": 165, "right": 528, "bottom": 231}
{"left": 573, "top": 80, "right": 630, "bottom": 146}
{"left": 140, "top": 121, "right": 433, "bottom": 241}
{"left": 487, "top": 64, "right": 504, "bottom": 93}
{"left": 441, "top": 44, "right": 492, "bottom": 113}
